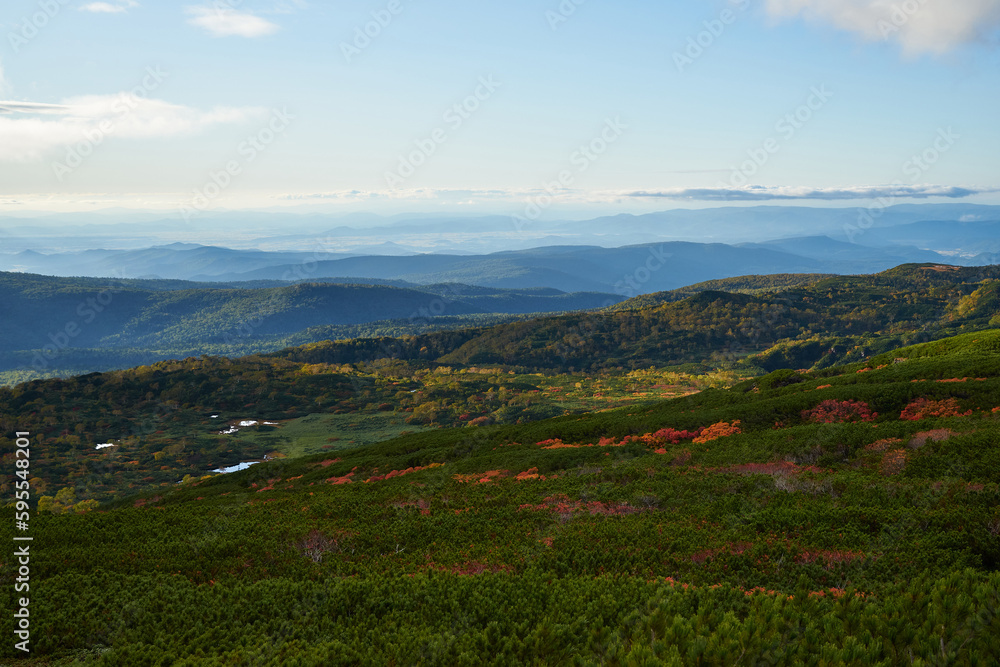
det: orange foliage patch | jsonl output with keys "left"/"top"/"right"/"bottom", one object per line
{"left": 900, "top": 398, "right": 971, "bottom": 421}
{"left": 365, "top": 462, "right": 444, "bottom": 483}
{"left": 326, "top": 468, "right": 357, "bottom": 485}
{"left": 453, "top": 469, "right": 508, "bottom": 484}
{"left": 692, "top": 421, "right": 742, "bottom": 444}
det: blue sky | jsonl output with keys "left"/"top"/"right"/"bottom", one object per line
{"left": 1, "top": 0, "right": 998, "bottom": 216}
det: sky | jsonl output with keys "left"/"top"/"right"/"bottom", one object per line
{"left": 1, "top": 0, "right": 999, "bottom": 217}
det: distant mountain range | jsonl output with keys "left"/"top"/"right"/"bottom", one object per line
{"left": 2, "top": 202, "right": 998, "bottom": 257}
{"left": 0, "top": 236, "right": 974, "bottom": 294}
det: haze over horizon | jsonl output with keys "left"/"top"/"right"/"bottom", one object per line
{"left": 1, "top": 0, "right": 999, "bottom": 218}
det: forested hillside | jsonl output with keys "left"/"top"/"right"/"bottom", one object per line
{"left": 277, "top": 263, "right": 1000, "bottom": 372}
{"left": 8, "top": 263, "right": 996, "bottom": 386}
{"left": 0, "top": 272, "right": 620, "bottom": 380}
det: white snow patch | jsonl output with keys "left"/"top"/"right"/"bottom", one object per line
{"left": 211, "top": 461, "right": 260, "bottom": 474}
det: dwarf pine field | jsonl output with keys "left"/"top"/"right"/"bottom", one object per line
{"left": 3, "top": 328, "right": 999, "bottom": 665}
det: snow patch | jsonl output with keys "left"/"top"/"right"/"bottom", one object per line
{"left": 211, "top": 461, "right": 260, "bottom": 474}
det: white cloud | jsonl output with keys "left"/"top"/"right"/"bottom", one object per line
{"left": 0, "top": 101, "right": 69, "bottom": 114}
{"left": 272, "top": 184, "right": 996, "bottom": 205}
{"left": 185, "top": 5, "right": 280, "bottom": 38}
{"left": 79, "top": 1, "right": 139, "bottom": 13}
{"left": 625, "top": 184, "right": 996, "bottom": 201}
{"left": 765, "top": 0, "right": 1000, "bottom": 55}
{"left": 0, "top": 94, "right": 266, "bottom": 161}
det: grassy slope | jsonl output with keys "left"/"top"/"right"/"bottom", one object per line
{"left": 5, "top": 329, "right": 1000, "bottom": 664}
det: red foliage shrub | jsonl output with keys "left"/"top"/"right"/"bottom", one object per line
{"left": 326, "top": 471, "right": 355, "bottom": 485}
{"left": 899, "top": 397, "right": 971, "bottom": 421}
{"left": 453, "top": 469, "right": 507, "bottom": 484}
{"left": 365, "top": 463, "right": 444, "bottom": 484}
{"left": 801, "top": 400, "right": 876, "bottom": 424}
{"left": 641, "top": 427, "right": 702, "bottom": 445}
